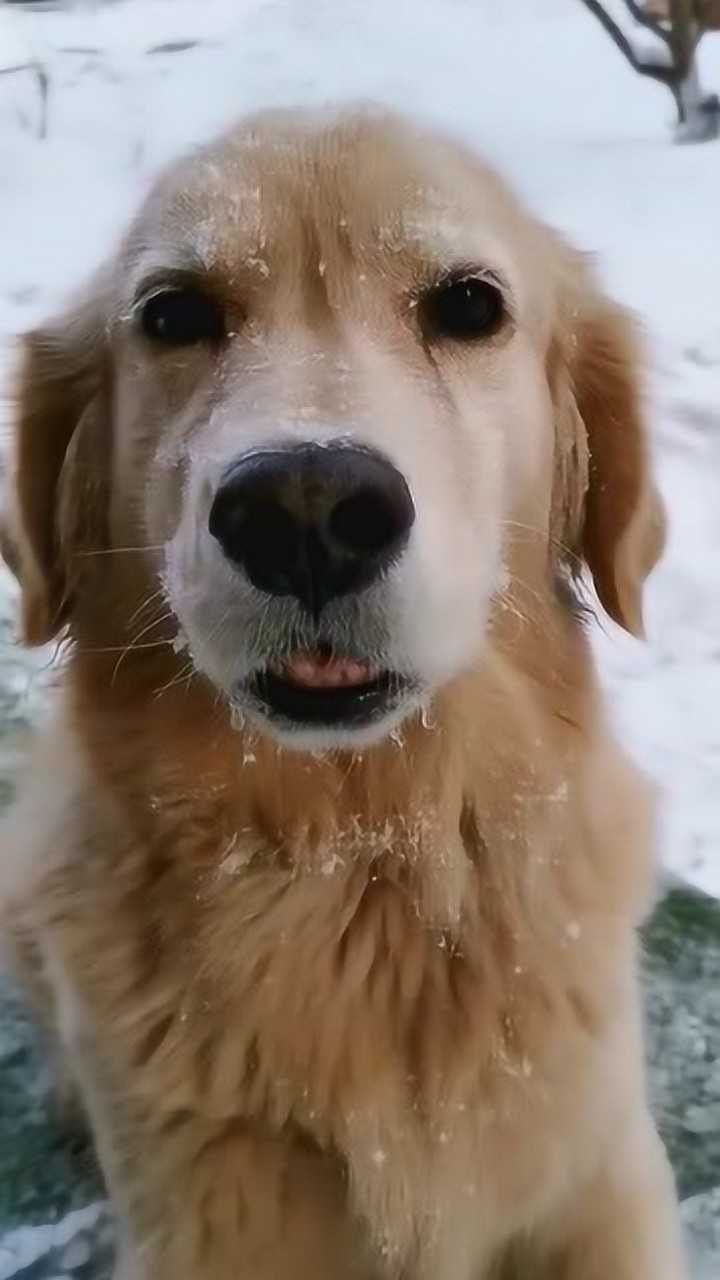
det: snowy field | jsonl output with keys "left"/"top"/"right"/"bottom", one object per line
{"left": 0, "top": 0, "right": 719, "bottom": 896}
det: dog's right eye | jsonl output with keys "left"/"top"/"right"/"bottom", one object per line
{"left": 140, "top": 289, "right": 226, "bottom": 346}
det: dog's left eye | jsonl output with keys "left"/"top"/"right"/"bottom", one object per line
{"left": 140, "top": 289, "right": 226, "bottom": 346}
{"left": 419, "top": 276, "right": 504, "bottom": 342}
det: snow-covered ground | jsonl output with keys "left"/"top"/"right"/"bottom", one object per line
{"left": 0, "top": 0, "right": 719, "bottom": 893}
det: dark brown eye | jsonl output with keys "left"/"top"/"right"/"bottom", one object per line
{"left": 140, "top": 289, "right": 225, "bottom": 346}
{"left": 420, "top": 276, "right": 504, "bottom": 342}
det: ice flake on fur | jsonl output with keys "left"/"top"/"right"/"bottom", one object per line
{"left": 419, "top": 701, "right": 437, "bottom": 731}
{"left": 218, "top": 833, "right": 248, "bottom": 876}
{"left": 219, "top": 852, "right": 245, "bottom": 875}
{"left": 403, "top": 208, "right": 465, "bottom": 251}
{"left": 549, "top": 781, "right": 569, "bottom": 803}
{"left": 246, "top": 256, "right": 270, "bottom": 278}
{"left": 170, "top": 626, "right": 189, "bottom": 655}
{"left": 229, "top": 703, "right": 246, "bottom": 732}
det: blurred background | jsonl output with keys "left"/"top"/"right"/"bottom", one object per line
{"left": 0, "top": 1, "right": 718, "bottom": 1274}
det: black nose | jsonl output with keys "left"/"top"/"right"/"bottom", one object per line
{"left": 208, "top": 443, "right": 415, "bottom": 616}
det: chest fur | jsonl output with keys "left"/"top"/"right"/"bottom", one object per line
{"left": 51, "top": 811, "right": 617, "bottom": 1154}
{"left": 33, "top": 785, "right": 634, "bottom": 1273}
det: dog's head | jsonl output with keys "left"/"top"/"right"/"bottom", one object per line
{"left": 1, "top": 107, "right": 664, "bottom": 750}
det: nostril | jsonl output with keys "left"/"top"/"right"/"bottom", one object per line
{"left": 329, "top": 484, "right": 415, "bottom": 559}
{"left": 209, "top": 492, "right": 299, "bottom": 594}
{"left": 329, "top": 490, "right": 397, "bottom": 556}
{"left": 243, "top": 503, "right": 299, "bottom": 592}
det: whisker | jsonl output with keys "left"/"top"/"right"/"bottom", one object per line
{"left": 128, "top": 585, "right": 167, "bottom": 628}
{"left": 152, "top": 604, "right": 228, "bottom": 702}
{"left": 253, "top": 596, "right": 279, "bottom": 661}
{"left": 200, "top": 605, "right": 233, "bottom": 659}
{"left": 110, "top": 610, "right": 176, "bottom": 686}
{"left": 75, "top": 544, "right": 165, "bottom": 558}
{"left": 501, "top": 518, "right": 584, "bottom": 569}
{"left": 153, "top": 660, "right": 196, "bottom": 700}
{"left": 75, "top": 640, "right": 173, "bottom": 656}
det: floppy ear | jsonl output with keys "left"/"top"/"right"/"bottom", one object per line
{"left": 551, "top": 258, "right": 665, "bottom": 638}
{"left": 1, "top": 273, "right": 110, "bottom": 646}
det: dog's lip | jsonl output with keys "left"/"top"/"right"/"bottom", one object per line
{"left": 245, "top": 654, "right": 411, "bottom": 727}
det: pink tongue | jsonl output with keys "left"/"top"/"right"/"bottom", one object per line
{"left": 282, "top": 654, "right": 375, "bottom": 689}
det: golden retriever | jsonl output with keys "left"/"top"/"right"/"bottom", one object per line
{"left": 0, "top": 106, "right": 686, "bottom": 1279}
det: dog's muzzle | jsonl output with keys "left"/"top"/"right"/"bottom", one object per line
{"left": 208, "top": 441, "right": 416, "bottom": 731}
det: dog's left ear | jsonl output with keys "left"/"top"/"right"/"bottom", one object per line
{"left": 551, "top": 256, "right": 665, "bottom": 638}
{"left": 1, "top": 268, "right": 111, "bottom": 646}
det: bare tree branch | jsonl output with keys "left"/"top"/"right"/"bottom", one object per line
{"left": 579, "top": 0, "right": 718, "bottom": 134}
{"left": 577, "top": 0, "right": 679, "bottom": 85}
{"left": 0, "top": 61, "right": 48, "bottom": 140}
{"left": 669, "top": 0, "right": 700, "bottom": 74}
{"left": 621, "top": 0, "right": 673, "bottom": 44}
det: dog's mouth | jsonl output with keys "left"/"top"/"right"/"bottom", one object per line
{"left": 247, "top": 652, "right": 410, "bottom": 727}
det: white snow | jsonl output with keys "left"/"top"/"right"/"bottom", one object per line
{"left": 0, "top": 0, "right": 718, "bottom": 893}
{"left": 0, "top": 1203, "right": 105, "bottom": 1280}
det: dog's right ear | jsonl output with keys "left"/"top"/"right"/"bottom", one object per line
{"left": 1, "top": 270, "right": 111, "bottom": 646}
{"left": 550, "top": 250, "right": 665, "bottom": 639}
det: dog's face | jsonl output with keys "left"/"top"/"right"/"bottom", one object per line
{"left": 2, "top": 108, "right": 665, "bottom": 750}
{"left": 125, "top": 111, "right": 557, "bottom": 748}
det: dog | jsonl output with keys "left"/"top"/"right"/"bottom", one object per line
{"left": 0, "top": 106, "right": 686, "bottom": 1279}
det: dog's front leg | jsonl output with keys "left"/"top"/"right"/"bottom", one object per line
{"left": 531, "top": 1114, "right": 687, "bottom": 1279}
{"left": 113, "top": 1117, "right": 380, "bottom": 1280}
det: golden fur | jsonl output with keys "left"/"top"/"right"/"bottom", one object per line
{"left": 0, "top": 107, "right": 685, "bottom": 1278}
